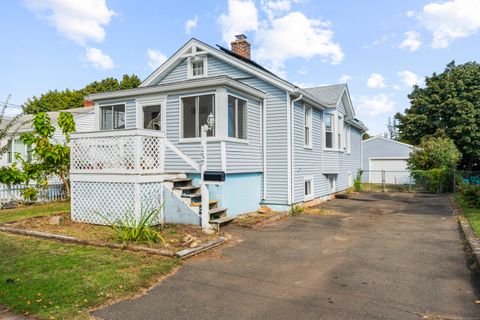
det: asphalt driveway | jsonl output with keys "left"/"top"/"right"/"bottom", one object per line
{"left": 93, "top": 193, "right": 480, "bottom": 320}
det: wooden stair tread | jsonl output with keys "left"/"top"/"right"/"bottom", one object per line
{"left": 209, "top": 207, "right": 227, "bottom": 215}
{"left": 191, "top": 200, "right": 218, "bottom": 207}
{"left": 165, "top": 178, "right": 192, "bottom": 183}
{"left": 210, "top": 216, "right": 235, "bottom": 224}
{"left": 175, "top": 186, "right": 200, "bottom": 191}
{"left": 182, "top": 193, "right": 201, "bottom": 198}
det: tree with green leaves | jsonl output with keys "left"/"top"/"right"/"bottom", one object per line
{"left": 19, "top": 112, "right": 76, "bottom": 196}
{"left": 385, "top": 117, "right": 399, "bottom": 141}
{"left": 408, "top": 136, "right": 461, "bottom": 171}
{"left": 23, "top": 74, "right": 141, "bottom": 114}
{"left": 395, "top": 61, "right": 480, "bottom": 170}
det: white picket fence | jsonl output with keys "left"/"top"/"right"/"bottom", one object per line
{"left": 0, "top": 183, "right": 66, "bottom": 204}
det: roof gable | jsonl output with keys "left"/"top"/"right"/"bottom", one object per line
{"left": 363, "top": 136, "right": 415, "bottom": 149}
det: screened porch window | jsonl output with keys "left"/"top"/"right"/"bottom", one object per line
{"left": 228, "top": 95, "right": 247, "bottom": 139}
{"left": 101, "top": 104, "right": 125, "bottom": 130}
{"left": 143, "top": 104, "right": 161, "bottom": 130}
{"left": 325, "top": 114, "right": 334, "bottom": 149}
{"left": 182, "top": 94, "right": 215, "bottom": 138}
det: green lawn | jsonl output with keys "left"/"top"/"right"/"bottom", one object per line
{"left": 454, "top": 193, "right": 480, "bottom": 237}
{"left": 0, "top": 233, "right": 179, "bottom": 320}
{"left": 0, "top": 201, "right": 70, "bottom": 223}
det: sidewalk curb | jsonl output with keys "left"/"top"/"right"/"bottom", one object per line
{"left": 450, "top": 197, "right": 480, "bottom": 269}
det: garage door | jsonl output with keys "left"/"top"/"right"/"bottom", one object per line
{"left": 369, "top": 158, "right": 411, "bottom": 184}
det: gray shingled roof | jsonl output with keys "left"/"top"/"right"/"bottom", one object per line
{"left": 302, "top": 84, "right": 346, "bottom": 106}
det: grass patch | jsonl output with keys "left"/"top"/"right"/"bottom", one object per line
{"left": 0, "top": 233, "right": 179, "bottom": 320}
{"left": 454, "top": 193, "right": 480, "bottom": 237}
{"left": 0, "top": 201, "right": 70, "bottom": 223}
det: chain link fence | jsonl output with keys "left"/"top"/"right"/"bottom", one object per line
{"left": 360, "top": 170, "right": 480, "bottom": 193}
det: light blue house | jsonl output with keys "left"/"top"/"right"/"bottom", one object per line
{"left": 69, "top": 35, "right": 367, "bottom": 229}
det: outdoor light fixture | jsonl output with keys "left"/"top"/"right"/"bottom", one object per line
{"left": 207, "top": 112, "right": 215, "bottom": 130}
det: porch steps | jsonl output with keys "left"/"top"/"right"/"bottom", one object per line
{"left": 166, "top": 176, "right": 232, "bottom": 228}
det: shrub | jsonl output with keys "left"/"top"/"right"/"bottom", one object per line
{"left": 290, "top": 205, "right": 304, "bottom": 216}
{"left": 20, "top": 187, "right": 38, "bottom": 203}
{"left": 98, "top": 206, "right": 165, "bottom": 245}
{"left": 411, "top": 168, "right": 455, "bottom": 193}
{"left": 461, "top": 184, "right": 480, "bottom": 208}
{"left": 353, "top": 169, "right": 363, "bottom": 192}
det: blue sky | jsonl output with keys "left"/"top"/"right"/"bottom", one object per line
{"left": 1, "top": 0, "right": 479, "bottom": 134}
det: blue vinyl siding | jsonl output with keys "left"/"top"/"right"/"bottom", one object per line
{"left": 156, "top": 59, "right": 188, "bottom": 84}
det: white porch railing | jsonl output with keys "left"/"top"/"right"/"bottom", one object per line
{"left": 70, "top": 129, "right": 166, "bottom": 174}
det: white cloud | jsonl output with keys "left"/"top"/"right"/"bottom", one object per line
{"left": 147, "top": 49, "right": 167, "bottom": 70}
{"left": 358, "top": 94, "right": 396, "bottom": 116}
{"left": 367, "top": 73, "right": 386, "bottom": 88}
{"left": 84, "top": 47, "right": 114, "bottom": 70}
{"left": 218, "top": 0, "right": 259, "bottom": 43}
{"left": 406, "top": 10, "right": 415, "bottom": 17}
{"left": 339, "top": 74, "right": 351, "bottom": 83}
{"left": 419, "top": 0, "right": 480, "bottom": 48}
{"left": 398, "top": 70, "right": 423, "bottom": 87}
{"left": 398, "top": 31, "right": 421, "bottom": 52}
{"left": 185, "top": 15, "right": 198, "bottom": 35}
{"left": 255, "top": 12, "right": 344, "bottom": 74}
{"left": 25, "top": 0, "right": 115, "bottom": 45}
{"left": 261, "top": 0, "right": 292, "bottom": 20}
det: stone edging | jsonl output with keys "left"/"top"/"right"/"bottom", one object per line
{"left": 450, "top": 196, "right": 480, "bottom": 267}
{"left": 250, "top": 211, "right": 291, "bottom": 229}
{"left": 0, "top": 226, "right": 226, "bottom": 259}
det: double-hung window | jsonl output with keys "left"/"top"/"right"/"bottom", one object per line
{"left": 188, "top": 56, "right": 207, "bottom": 78}
{"left": 100, "top": 104, "right": 125, "bottom": 130}
{"left": 182, "top": 94, "right": 215, "bottom": 138}
{"left": 325, "top": 114, "right": 334, "bottom": 149}
{"left": 304, "top": 106, "right": 312, "bottom": 148}
{"left": 345, "top": 124, "right": 351, "bottom": 153}
{"left": 227, "top": 95, "right": 247, "bottom": 139}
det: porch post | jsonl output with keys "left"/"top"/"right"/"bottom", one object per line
{"left": 200, "top": 125, "right": 211, "bottom": 230}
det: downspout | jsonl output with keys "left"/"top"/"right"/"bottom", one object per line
{"left": 289, "top": 93, "right": 303, "bottom": 206}
{"left": 262, "top": 97, "right": 267, "bottom": 200}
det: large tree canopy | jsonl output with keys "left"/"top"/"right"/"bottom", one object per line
{"left": 23, "top": 74, "right": 141, "bottom": 114}
{"left": 395, "top": 61, "right": 480, "bottom": 170}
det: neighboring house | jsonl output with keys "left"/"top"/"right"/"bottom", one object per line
{"left": 0, "top": 106, "right": 95, "bottom": 167}
{"left": 362, "top": 136, "right": 415, "bottom": 184}
{"left": 70, "top": 35, "right": 367, "bottom": 228}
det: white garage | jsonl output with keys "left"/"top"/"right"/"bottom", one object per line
{"left": 362, "top": 137, "right": 415, "bottom": 185}
{"left": 369, "top": 158, "right": 410, "bottom": 184}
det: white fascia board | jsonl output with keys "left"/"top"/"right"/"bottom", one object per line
{"left": 86, "top": 76, "right": 266, "bottom": 102}
{"left": 140, "top": 38, "right": 330, "bottom": 108}
{"left": 362, "top": 136, "right": 414, "bottom": 148}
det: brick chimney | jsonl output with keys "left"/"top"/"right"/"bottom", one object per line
{"left": 84, "top": 100, "right": 95, "bottom": 107}
{"left": 231, "top": 34, "right": 250, "bottom": 59}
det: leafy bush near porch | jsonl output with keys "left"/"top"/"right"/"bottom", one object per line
{"left": 411, "top": 168, "right": 455, "bottom": 193}
{"left": 353, "top": 169, "right": 363, "bottom": 192}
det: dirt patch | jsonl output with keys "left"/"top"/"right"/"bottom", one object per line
{"left": 303, "top": 207, "right": 348, "bottom": 216}
{"left": 1, "top": 213, "right": 219, "bottom": 251}
{"left": 234, "top": 211, "right": 287, "bottom": 228}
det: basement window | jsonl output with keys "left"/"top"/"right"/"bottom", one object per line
{"left": 304, "top": 176, "right": 314, "bottom": 201}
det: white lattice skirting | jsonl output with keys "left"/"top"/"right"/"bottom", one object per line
{"left": 71, "top": 180, "right": 164, "bottom": 225}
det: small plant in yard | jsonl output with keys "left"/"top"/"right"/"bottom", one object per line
{"left": 460, "top": 184, "right": 480, "bottom": 208}
{"left": 20, "top": 187, "right": 38, "bottom": 203}
{"left": 290, "top": 205, "right": 304, "bottom": 216}
{"left": 98, "top": 206, "right": 166, "bottom": 245}
{"left": 353, "top": 169, "right": 363, "bottom": 192}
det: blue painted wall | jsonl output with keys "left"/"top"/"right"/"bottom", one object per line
{"left": 188, "top": 172, "right": 262, "bottom": 217}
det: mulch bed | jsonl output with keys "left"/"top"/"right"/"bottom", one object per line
{"left": 1, "top": 213, "right": 219, "bottom": 252}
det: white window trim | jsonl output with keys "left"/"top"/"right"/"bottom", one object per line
{"left": 179, "top": 92, "right": 217, "bottom": 140}
{"left": 338, "top": 115, "right": 344, "bottom": 151}
{"left": 324, "top": 112, "right": 335, "bottom": 150}
{"left": 304, "top": 175, "right": 314, "bottom": 201}
{"left": 346, "top": 124, "right": 351, "bottom": 154}
{"left": 136, "top": 96, "right": 166, "bottom": 131}
{"left": 99, "top": 103, "right": 126, "bottom": 131}
{"left": 227, "top": 94, "right": 248, "bottom": 141}
{"left": 187, "top": 54, "right": 208, "bottom": 79}
{"left": 304, "top": 105, "right": 312, "bottom": 149}
{"left": 327, "top": 174, "right": 337, "bottom": 193}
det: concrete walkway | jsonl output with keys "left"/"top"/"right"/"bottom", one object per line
{"left": 93, "top": 193, "right": 480, "bottom": 320}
